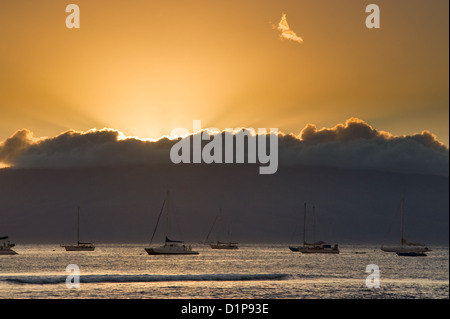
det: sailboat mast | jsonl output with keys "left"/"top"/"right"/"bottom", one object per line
{"left": 303, "top": 202, "right": 307, "bottom": 245}
{"left": 312, "top": 205, "right": 316, "bottom": 243}
{"left": 217, "top": 208, "right": 222, "bottom": 242}
{"left": 400, "top": 196, "right": 405, "bottom": 246}
{"left": 166, "top": 191, "right": 170, "bottom": 240}
{"left": 77, "top": 206, "right": 80, "bottom": 244}
{"left": 204, "top": 213, "right": 218, "bottom": 244}
{"left": 150, "top": 199, "right": 166, "bottom": 245}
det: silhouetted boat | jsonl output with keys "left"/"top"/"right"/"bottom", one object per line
{"left": 0, "top": 236, "right": 17, "bottom": 255}
{"left": 396, "top": 251, "right": 428, "bottom": 257}
{"left": 210, "top": 241, "right": 239, "bottom": 250}
{"left": 62, "top": 207, "right": 95, "bottom": 251}
{"left": 297, "top": 242, "right": 340, "bottom": 254}
{"left": 381, "top": 196, "right": 431, "bottom": 257}
{"left": 145, "top": 236, "right": 199, "bottom": 255}
{"left": 205, "top": 209, "right": 239, "bottom": 250}
{"left": 289, "top": 203, "right": 339, "bottom": 254}
{"left": 145, "top": 192, "right": 199, "bottom": 255}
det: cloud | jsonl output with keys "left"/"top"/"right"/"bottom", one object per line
{"left": 278, "top": 118, "right": 448, "bottom": 176}
{"left": 0, "top": 119, "right": 448, "bottom": 176}
{"left": 0, "top": 128, "right": 174, "bottom": 169}
{"left": 277, "top": 13, "right": 303, "bottom": 44}
{"left": 0, "top": 129, "right": 36, "bottom": 164}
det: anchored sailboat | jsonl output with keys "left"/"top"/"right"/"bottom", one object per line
{"left": 381, "top": 196, "right": 431, "bottom": 256}
{"left": 0, "top": 236, "right": 17, "bottom": 255}
{"left": 62, "top": 206, "right": 95, "bottom": 251}
{"left": 206, "top": 209, "right": 239, "bottom": 250}
{"left": 289, "top": 203, "right": 339, "bottom": 254}
{"left": 145, "top": 192, "right": 199, "bottom": 255}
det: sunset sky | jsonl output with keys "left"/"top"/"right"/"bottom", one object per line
{"left": 0, "top": 0, "right": 448, "bottom": 145}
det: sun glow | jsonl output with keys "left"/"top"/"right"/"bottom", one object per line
{"left": 0, "top": 162, "right": 10, "bottom": 169}
{"left": 80, "top": 127, "right": 189, "bottom": 142}
{"left": 0, "top": 1, "right": 447, "bottom": 146}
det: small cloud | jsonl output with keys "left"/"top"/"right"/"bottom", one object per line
{"left": 277, "top": 13, "right": 303, "bottom": 44}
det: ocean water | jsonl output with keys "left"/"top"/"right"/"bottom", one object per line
{"left": 0, "top": 244, "right": 448, "bottom": 299}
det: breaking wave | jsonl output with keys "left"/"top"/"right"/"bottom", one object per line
{"left": 1, "top": 273, "right": 291, "bottom": 285}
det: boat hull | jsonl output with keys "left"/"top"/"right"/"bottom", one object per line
{"left": 210, "top": 244, "right": 239, "bottom": 250}
{"left": 396, "top": 252, "right": 427, "bottom": 257}
{"left": 381, "top": 246, "right": 431, "bottom": 254}
{"left": 63, "top": 245, "right": 95, "bottom": 251}
{"left": 0, "top": 241, "right": 17, "bottom": 255}
{"left": 290, "top": 245, "right": 340, "bottom": 254}
{"left": 299, "top": 248, "right": 339, "bottom": 254}
{"left": 0, "top": 249, "right": 18, "bottom": 255}
{"left": 145, "top": 248, "right": 199, "bottom": 255}
{"left": 145, "top": 244, "right": 199, "bottom": 255}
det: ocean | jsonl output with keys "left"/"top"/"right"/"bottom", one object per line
{"left": 0, "top": 244, "right": 448, "bottom": 299}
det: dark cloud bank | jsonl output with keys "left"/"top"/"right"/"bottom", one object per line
{"left": 0, "top": 118, "right": 448, "bottom": 176}
{"left": 0, "top": 118, "right": 448, "bottom": 244}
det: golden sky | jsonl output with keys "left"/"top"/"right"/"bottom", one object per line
{"left": 0, "top": 0, "right": 448, "bottom": 144}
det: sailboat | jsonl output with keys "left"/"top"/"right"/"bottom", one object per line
{"left": 289, "top": 203, "right": 339, "bottom": 254}
{"left": 206, "top": 209, "right": 239, "bottom": 250}
{"left": 381, "top": 196, "right": 431, "bottom": 257}
{"left": 0, "top": 236, "right": 17, "bottom": 255}
{"left": 145, "top": 192, "right": 199, "bottom": 255}
{"left": 62, "top": 206, "right": 95, "bottom": 251}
